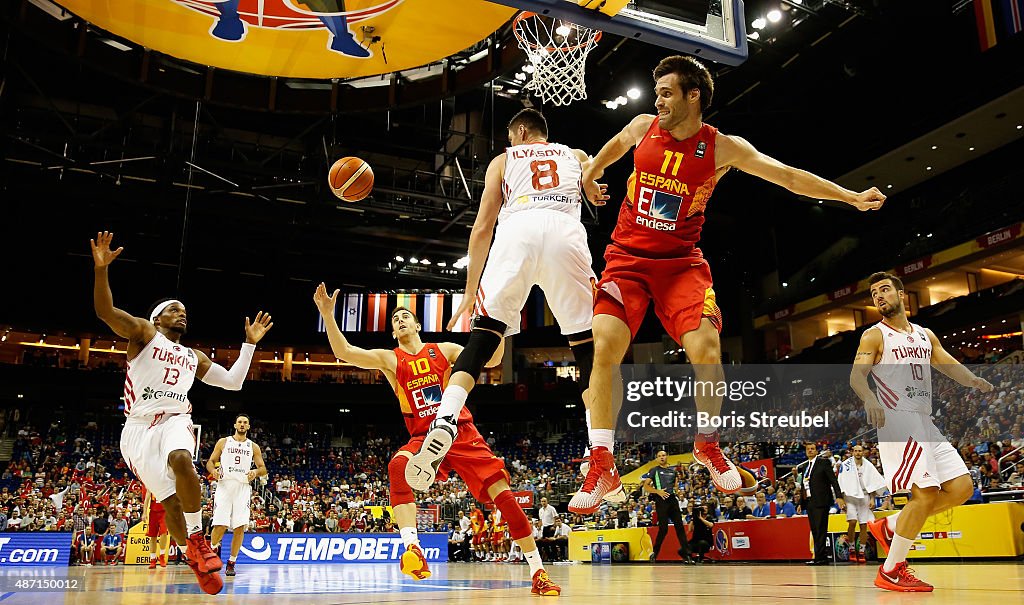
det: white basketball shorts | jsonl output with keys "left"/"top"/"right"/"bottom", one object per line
{"left": 844, "top": 496, "right": 874, "bottom": 524}
{"left": 476, "top": 209, "right": 595, "bottom": 337}
{"left": 212, "top": 480, "right": 252, "bottom": 529}
{"left": 120, "top": 413, "right": 197, "bottom": 502}
{"left": 877, "top": 410, "right": 968, "bottom": 493}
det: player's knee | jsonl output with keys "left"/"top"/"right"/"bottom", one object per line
{"left": 453, "top": 319, "right": 504, "bottom": 376}
{"left": 387, "top": 455, "right": 415, "bottom": 506}
{"left": 493, "top": 490, "right": 531, "bottom": 540}
{"left": 949, "top": 475, "right": 974, "bottom": 503}
{"left": 166, "top": 450, "right": 193, "bottom": 472}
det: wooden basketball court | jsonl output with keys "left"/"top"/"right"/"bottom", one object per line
{"left": 1, "top": 561, "right": 1019, "bottom": 604}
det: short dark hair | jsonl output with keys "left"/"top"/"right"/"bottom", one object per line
{"left": 235, "top": 414, "right": 250, "bottom": 423}
{"left": 868, "top": 271, "right": 904, "bottom": 292}
{"left": 653, "top": 55, "right": 714, "bottom": 113}
{"left": 391, "top": 306, "right": 421, "bottom": 325}
{"left": 507, "top": 108, "right": 548, "bottom": 138}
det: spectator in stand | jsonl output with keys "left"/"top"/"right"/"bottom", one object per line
{"left": 775, "top": 492, "right": 796, "bottom": 518}
{"left": 325, "top": 511, "right": 339, "bottom": 533}
{"left": 748, "top": 492, "right": 772, "bottom": 519}
{"left": 550, "top": 517, "right": 570, "bottom": 561}
{"left": 536, "top": 497, "right": 557, "bottom": 531}
{"left": 75, "top": 527, "right": 96, "bottom": 566}
{"left": 101, "top": 526, "right": 123, "bottom": 565}
{"left": 791, "top": 491, "right": 806, "bottom": 515}
{"left": 723, "top": 496, "right": 751, "bottom": 521}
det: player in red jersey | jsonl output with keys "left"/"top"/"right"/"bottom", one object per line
{"left": 569, "top": 56, "right": 887, "bottom": 512}
{"left": 144, "top": 491, "right": 170, "bottom": 569}
{"left": 313, "top": 283, "right": 561, "bottom": 596}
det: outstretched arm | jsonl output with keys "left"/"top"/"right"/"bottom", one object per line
{"left": 926, "top": 329, "right": 994, "bottom": 391}
{"left": 717, "top": 134, "right": 886, "bottom": 211}
{"left": 313, "top": 283, "right": 394, "bottom": 371}
{"left": 582, "top": 114, "right": 654, "bottom": 181}
{"left": 195, "top": 312, "right": 271, "bottom": 390}
{"left": 573, "top": 148, "right": 610, "bottom": 207}
{"left": 850, "top": 328, "right": 885, "bottom": 428}
{"left": 91, "top": 232, "right": 153, "bottom": 345}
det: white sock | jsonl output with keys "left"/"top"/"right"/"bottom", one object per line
{"left": 229, "top": 555, "right": 237, "bottom": 563}
{"left": 183, "top": 511, "right": 202, "bottom": 536}
{"left": 883, "top": 534, "right": 913, "bottom": 572}
{"left": 589, "top": 428, "right": 614, "bottom": 452}
{"left": 400, "top": 527, "right": 419, "bottom": 548}
{"left": 697, "top": 423, "right": 717, "bottom": 436}
{"left": 885, "top": 512, "right": 900, "bottom": 532}
{"left": 150, "top": 552, "right": 158, "bottom": 561}
{"left": 434, "top": 385, "right": 469, "bottom": 423}
{"left": 212, "top": 542, "right": 221, "bottom": 550}
{"left": 524, "top": 549, "right": 544, "bottom": 576}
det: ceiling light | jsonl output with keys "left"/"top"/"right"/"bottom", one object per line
{"left": 409, "top": 257, "right": 419, "bottom": 264}
{"left": 748, "top": 31, "right": 760, "bottom": 40}
{"left": 626, "top": 88, "right": 641, "bottom": 100}
{"left": 437, "top": 261, "right": 447, "bottom": 267}
{"left": 395, "top": 255, "right": 404, "bottom": 262}
{"left": 782, "top": 282, "right": 788, "bottom": 287}
{"left": 420, "top": 259, "right": 431, "bottom": 265}
{"left": 752, "top": 17, "right": 767, "bottom": 29}
{"left": 931, "top": 145, "right": 938, "bottom": 150}
{"left": 886, "top": 184, "right": 893, "bottom": 189}
{"left": 767, "top": 10, "right": 782, "bottom": 23}
{"left": 555, "top": 23, "right": 572, "bottom": 37}
{"left": 523, "top": 64, "right": 535, "bottom": 74}
{"left": 506, "top": 88, "right": 519, "bottom": 94}
{"left": 1017, "top": 124, "right": 1022, "bottom": 129}
{"left": 969, "top": 146, "right": 975, "bottom": 151}
{"left": 515, "top": 72, "right": 526, "bottom": 81}
{"left": 926, "top": 166, "right": 932, "bottom": 171}
{"left": 615, "top": 95, "right": 627, "bottom": 105}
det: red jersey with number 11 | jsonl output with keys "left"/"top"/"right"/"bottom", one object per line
{"left": 611, "top": 120, "right": 719, "bottom": 259}
{"left": 393, "top": 344, "right": 470, "bottom": 436}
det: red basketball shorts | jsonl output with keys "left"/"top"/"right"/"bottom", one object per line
{"left": 594, "top": 245, "right": 722, "bottom": 340}
{"left": 146, "top": 509, "right": 167, "bottom": 538}
{"left": 400, "top": 422, "right": 510, "bottom": 502}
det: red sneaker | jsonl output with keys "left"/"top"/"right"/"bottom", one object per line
{"left": 159, "top": 554, "right": 167, "bottom": 568}
{"left": 692, "top": 432, "right": 741, "bottom": 493}
{"left": 148, "top": 557, "right": 158, "bottom": 570}
{"left": 856, "top": 549, "right": 867, "bottom": 564}
{"left": 568, "top": 447, "right": 623, "bottom": 514}
{"left": 531, "top": 569, "right": 561, "bottom": 596}
{"left": 874, "top": 562, "right": 933, "bottom": 592}
{"left": 185, "top": 532, "right": 222, "bottom": 574}
{"left": 400, "top": 544, "right": 431, "bottom": 580}
{"left": 867, "top": 517, "right": 893, "bottom": 555}
{"left": 187, "top": 560, "right": 225, "bottom": 595}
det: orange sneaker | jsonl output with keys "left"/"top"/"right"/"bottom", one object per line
{"left": 185, "top": 532, "right": 222, "bottom": 574}
{"left": 187, "top": 559, "right": 225, "bottom": 595}
{"left": 531, "top": 569, "right": 561, "bottom": 596}
{"left": 148, "top": 557, "right": 158, "bottom": 570}
{"left": 692, "top": 432, "right": 741, "bottom": 493}
{"left": 856, "top": 549, "right": 867, "bottom": 564}
{"left": 159, "top": 554, "right": 167, "bottom": 567}
{"left": 400, "top": 544, "right": 431, "bottom": 580}
{"left": 568, "top": 446, "right": 623, "bottom": 514}
{"left": 867, "top": 517, "right": 893, "bottom": 555}
{"left": 874, "top": 562, "right": 933, "bottom": 592}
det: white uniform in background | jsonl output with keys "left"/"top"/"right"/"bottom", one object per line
{"left": 213, "top": 437, "right": 255, "bottom": 529}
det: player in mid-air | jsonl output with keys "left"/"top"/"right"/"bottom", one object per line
{"left": 403, "top": 108, "right": 617, "bottom": 502}
{"left": 313, "top": 283, "right": 561, "bottom": 595}
{"left": 91, "top": 231, "right": 272, "bottom": 595}
{"left": 568, "top": 55, "right": 887, "bottom": 513}
{"left": 206, "top": 413, "right": 267, "bottom": 577}
{"left": 851, "top": 272, "right": 992, "bottom": 592}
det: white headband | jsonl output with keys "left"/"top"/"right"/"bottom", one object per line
{"left": 150, "top": 299, "right": 183, "bottom": 322}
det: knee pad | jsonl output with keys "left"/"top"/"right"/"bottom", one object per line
{"left": 569, "top": 335, "right": 593, "bottom": 394}
{"left": 453, "top": 322, "right": 504, "bottom": 376}
{"left": 387, "top": 455, "right": 415, "bottom": 506}
{"left": 493, "top": 491, "right": 531, "bottom": 540}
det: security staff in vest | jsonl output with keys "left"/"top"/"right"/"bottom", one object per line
{"left": 802, "top": 443, "right": 845, "bottom": 565}
{"left": 642, "top": 450, "right": 693, "bottom": 563}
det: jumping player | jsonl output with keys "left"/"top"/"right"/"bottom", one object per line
{"left": 92, "top": 231, "right": 272, "bottom": 595}
{"left": 569, "top": 56, "right": 887, "bottom": 513}
{"left": 206, "top": 413, "right": 267, "bottom": 577}
{"left": 405, "top": 108, "right": 615, "bottom": 500}
{"left": 851, "top": 271, "right": 992, "bottom": 592}
{"left": 313, "top": 284, "right": 560, "bottom": 595}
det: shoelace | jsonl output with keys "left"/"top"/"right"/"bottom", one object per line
{"left": 579, "top": 454, "right": 605, "bottom": 492}
{"left": 899, "top": 564, "right": 924, "bottom": 583}
{"left": 701, "top": 443, "right": 732, "bottom": 475}
{"left": 192, "top": 536, "right": 216, "bottom": 558}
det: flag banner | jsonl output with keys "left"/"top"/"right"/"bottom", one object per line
{"left": 396, "top": 293, "right": 418, "bottom": 315}
{"left": 367, "top": 293, "right": 389, "bottom": 332}
{"left": 422, "top": 294, "right": 445, "bottom": 332}
{"left": 450, "top": 293, "right": 472, "bottom": 332}
{"left": 340, "top": 293, "right": 364, "bottom": 331}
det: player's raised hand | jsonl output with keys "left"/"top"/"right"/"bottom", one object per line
{"left": 584, "top": 179, "right": 609, "bottom": 207}
{"left": 864, "top": 397, "right": 886, "bottom": 429}
{"left": 90, "top": 231, "right": 124, "bottom": 267}
{"left": 447, "top": 294, "right": 475, "bottom": 331}
{"left": 244, "top": 311, "right": 273, "bottom": 344}
{"left": 850, "top": 187, "right": 885, "bottom": 211}
{"left": 313, "top": 283, "right": 340, "bottom": 317}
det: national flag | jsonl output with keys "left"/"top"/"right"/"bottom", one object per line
{"left": 422, "top": 294, "right": 445, "bottom": 332}
{"left": 450, "top": 293, "right": 473, "bottom": 332}
{"left": 975, "top": 0, "right": 1024, "bottom": 50}
{"left": 317, "top": 293, "right": 364, "bottom": 332}
{"left": 366, "top": 293, "right": 388, "bottom": 331}
{"left": 395, "top": 293, "right": 418, "bottom": 315}
{"left": 976, "top": 0, "right": 999, "bottom": 49}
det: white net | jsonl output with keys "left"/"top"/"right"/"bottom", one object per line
{"left": 512, "top": 12, "right": 602, "bottom": 107}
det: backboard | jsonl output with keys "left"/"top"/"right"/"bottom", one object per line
{"left": 488, "top": 0, "right": 749, "bottom": 65}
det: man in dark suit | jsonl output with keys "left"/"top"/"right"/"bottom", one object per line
{"left": 802, "top": 443, "right": 845, "bottom": 565}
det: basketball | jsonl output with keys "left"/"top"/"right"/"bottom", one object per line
{"left": 328, "top": 157, "right": 374, "bottom": 202}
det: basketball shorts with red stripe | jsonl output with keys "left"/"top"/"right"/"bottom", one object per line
{"left": 399, "top": 422, "right": 510, "bottom": 502}
{"left": 475, "top": 209, "right": 595, "bottom": 337}
{"left": 594, "top": 245, "right": 722, "bottom": 339}
{"left": 120, "top": 413, "right": 198, "bottom": 502}
{"left": 877, "top": 410, "right": 968, "bottom": 493}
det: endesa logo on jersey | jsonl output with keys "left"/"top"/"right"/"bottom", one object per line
{"left": 233, "top": 533, "right": 447, "bottom": 565}
{"left": 412, "top": 384, "right": 443, "bottom": 418}
{"left": 636, "top": 187, "right": 683, "bottom": 231}
{"left": 0, "top": 533, "right": 72, "bottom": 566}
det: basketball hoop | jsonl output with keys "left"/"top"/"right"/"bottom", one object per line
{"left": 512, "top": 11, "right": 602, "bottom": 107}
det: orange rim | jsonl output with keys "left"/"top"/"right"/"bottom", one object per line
{"left": 512, "top": 11, "right": 602, "bottom": 53}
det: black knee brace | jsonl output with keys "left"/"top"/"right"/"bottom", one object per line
{"left": 452, "top": 316, "right": 505, "bottom": 376}
{"left": 568, "top": 330, "right": 593, "bottom": 394}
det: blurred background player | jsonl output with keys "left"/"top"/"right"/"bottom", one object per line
{"left": 207, "top": 413, "right": 268, "bottom": 577}
{"left": 405, "top": 108, "right": 612, "bottom": 499}
{"left": 92, "top": 231, "right": 273, "bottom": 595}
{"left": 851, "top": 272, "right": 992, "bottom": 592}
{"left": 314, "top": 284, "right": 560, "bottom": 595}
{"left": 837, "top": 444, "right": 886, "bottom": 564}
{"left": 572, "top": 56, "right": 886, "bottom": 512}
{"left": 144, "top": 491, "right": 171, "bottom": 569}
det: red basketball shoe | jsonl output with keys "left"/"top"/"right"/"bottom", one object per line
{"left": 531, "top": 569, "right": 561, "bottom": 596}
{"left": 400, "top": 544, "right": 432, "bottom": 580}
{"left": 568, "top": 446, "right": 623, "bottom": 514}
{"left": 874, "top": 562, "right": 933, "bottom": 592}
{"left": 692, "top": 432, "right": 741, "bottom": 493}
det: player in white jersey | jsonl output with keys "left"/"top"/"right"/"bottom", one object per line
{"left": 207, "top": 413, "right": 267, "bottom": 577}
{"left": 91, "top": 231, "right": 272, "bottom": 595}
{"left": 851, "top": 271, "right": 992, "bottom": 593}
{"left": 405, "top": 109, "right": 613, "bottom": 493}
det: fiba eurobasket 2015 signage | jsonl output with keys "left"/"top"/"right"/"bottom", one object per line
{"left": 231, "top": 533, "right": 447, "bottom": 565}
{"left": 0, "top": 533, "right": 73, "bottom": 566}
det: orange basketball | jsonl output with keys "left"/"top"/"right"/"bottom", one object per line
{"left": 328, "top": 156, "right": 373, "bottom": 202}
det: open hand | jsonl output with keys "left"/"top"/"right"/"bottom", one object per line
{"left": 584, "top": 180, "right": 609, "bottom": 207}
{"left": 313, "top": 282, "right": 339, "bottom": 317}
{"left": 244, "top": 311, "right": 273, "bottom": 344}
{"left": 90, "top": 231, "right": 124, "bottom": 267}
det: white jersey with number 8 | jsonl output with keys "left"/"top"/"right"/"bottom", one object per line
{"left": 499, "top": 142, "right": 584, "bottom": 223}
{"left": 123, "top": 331, "right": 197, "bottom": 418}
